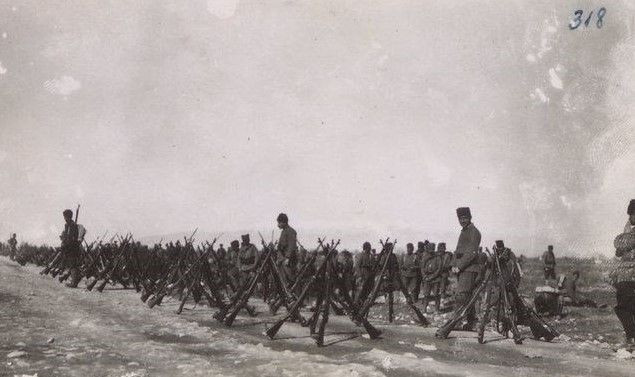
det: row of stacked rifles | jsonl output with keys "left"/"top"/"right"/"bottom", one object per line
{"left": 18, "top": 232, "right": 558, "bottom": 347}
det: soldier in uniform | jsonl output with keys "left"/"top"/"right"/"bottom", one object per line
{"left": 354, "top": 241, "right": 374, "bottom": 305}
{"left": 542, "top": 245, "right": 557, "bottom": 282}
{"left": 276, "top": 213, "right": 298, "bottom": 286}
{"left": 401, "top": 243, "right": 420, "bottom": 302}
{"left": 224, "top": 240, "right": 241, "bottom": 290}
{"left": 450, "top": 207, "right": 482, "bottom": 331}
{"left": 337, "top": 250, "right": 355, "bottom": 297}
{"left": 421, "top": 243, "right": 444, "bottom": 313}
{"left": 413, "top": 241, "right": 427, "bottom": 301}
{"left": 613, "top": 199, "right": 635, "bottom": 347}
{"left": 60, "top": 209, "right": 81, "bottom": 288}
{"left": 7, "top": 233, "right": 17, "bottom": 261}
{"left": 238, "top": 234, "right": 259, "bottom": 287}
{"left": 476, "top": 240, "right": 521, "bottom": 344}
{"left": 439, "top": 244, "right": 453, "bottom": 299}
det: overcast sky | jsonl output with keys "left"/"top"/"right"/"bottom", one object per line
{"left": 1, "top": 0, "right": 634, "bottom": 255}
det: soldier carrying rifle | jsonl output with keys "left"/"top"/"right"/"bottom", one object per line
{"left": 60, "top": 208, "right": 81, "bottom": 288}
{"left": 276, "top": 213, "right": 298, "bottom": 285}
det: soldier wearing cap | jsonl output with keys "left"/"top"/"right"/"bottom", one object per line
{"left": 60, "top": 209, "right": 82, "bottom": 288}
{"left": 238, "top": 234, "right": 259, "bottom": 286}
{"left": 421, "top": 243, "right": 445, "bottom": 312}
{"left": 401, "top": 243, "right": 420, "bottom": 301}
{"left": 355, "top": 241, "right": 374, "bottom": 305}
{"left": 450, "top": 206, "right": 482, "bottom": 331}
{"left": 542, "top": 245, "right": 557, "bottom": 282}
{"left": 276, "top": 213, "right": 298, "bottom": 285}
{"left": 476, "top": 240, "right": 521, "bottom": 343}
{"left": 226, "top": 240, "right": 241, "bottom": 289}
{"left": 439, "top": 244, "right": 453, "bottom": 299}
{"left": 613, "top": 199, "right": 635, "bottom": 347}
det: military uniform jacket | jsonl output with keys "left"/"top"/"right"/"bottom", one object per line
{"left": 277, "top": 226, "right": 298, "bottom": 267}
{"left": 422, "top": 253, "right": 443, "bottom": 282}
{"left": 451, "top": 223, "right": 482, "bottom": 273}
{"left": 543, "top": 250, "right": 556, "bottom": 268}
{"left": 356, "top": 251, "right": 374, "bottom": 278}
{"left": 61, "top": 221, "right": 80, "bottom": 250}
{"left": 401, "top": 253, "right": 419, "bottom": 278}
{"left": 238, "top": 243, "right": 259, "bottom": 272}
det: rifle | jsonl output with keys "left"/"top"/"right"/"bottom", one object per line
{"left": 266, "top": 244, "right": 337, "bottom": 339}
{"left": 147, "top": 239, "right": 216, "bottom": 308}
{"left": 492, "top": 247, "right": 522, "bottom": 344}
{"left": 436, "top": 267, "right": 493, "bottom": 339}
{"left": 222, "top": 245, "right": 275, "bottom": 326}
{"left": 358, "top": 239, "right": 395, "bottom": 319}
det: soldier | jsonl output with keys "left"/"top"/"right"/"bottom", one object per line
{"left": 276, "top": 213, "right": 298, "bottom": 286}
{"left": 413, "top": 241, "right": 427, "bottom": 301}
{"left": 7, "top": 233, "right": 17, "bottom": 261}
{"left": 380, "top": 242, "right": 400, "bottom": 322}
{"left": 450, "top": 207, "right": 482, "bottom": 331}
{"left": 354, "top": 241, "right": 374, "bottom": 305}
{"left": 476, "top": 240, "right": 521, "bottom": 344}
{"left": 421, "top": 243, "right": 444, "bottom": 313}
{"left": 542, "top": 245, "right": 557, "bottom": 283}
{"left": 337, "top": 250, "right": 355, "bottom": 297}
{"left": 613, "top": 199, "right": 635, "bottom": 347}
{"left": 238, "top": 234, "right": 259, "bottom": 287}
{"left": 439, "top": 244, "right": 453, "bottom": 299}
{"left": 401, "top": 243, "right": 420, "bottom": 302}
{"left": 226, "top": 240, "right": 241, "bottom": 290}
{"left": 60, "top": 209, "right": 81, "bottom": 288}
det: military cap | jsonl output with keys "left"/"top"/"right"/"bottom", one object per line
{"left": 628, "top": 199, "right": 635, "bottom": 215}
{"left": 277, "top": 213, "right": 289, "bottom": 223}
{"left": 363, "top": 242, "right": 371, "bottom": 251}
{"left": 495, "top": 240, "right": 505, "bottom": 249}
{"left": 230, "top": 240, "right": 239, "bottom": 248}
{"left": 241, "top": 234, "right": 250, "bottom": 243}
{"left": 437, "top": 242, "right": 446, "bottom": 251}
{"left": 63, "top": 209, "right": 73, "bottom": 217}
{"left": 456, "top": 207, "right": 471, "bottom": 218}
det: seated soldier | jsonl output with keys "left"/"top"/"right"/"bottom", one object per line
{"left": 558, "top": 271, "right": 603, "bottom": 308}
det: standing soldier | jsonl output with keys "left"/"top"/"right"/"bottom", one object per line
{"left": 238, "top": 234, "right": 259, "bottom": 287}
{"left": 355, "top": 241, "right": 374, "bottom": 305}
{"left": 276, "top": 213, "right": 298, "bottom": 286}
{"left": 226, "top": 240, "right": 241, "bottom": 290}
{"left": 450, "top": 207, "right": 482, "bottom": 331}
{"left": 476, "top": 240, "right": 521, "bottom": 344}
{"left": 421, "top": 244, "right": 444, "bottom": 313}
{"left": 337, "top": 250, "right": 355, "bottom": 298}
{"left": 612, "top": 199, "right": 635, "bottom": 347}
{"left": 7, "top": 233, "right": 17, "bottom": 261}
{"left": 542, "top": 245, "right": 557, "bottom": 283}
{"left": 60, "top": 209, "right": 81, "bottom": 288}
{"left": 439, "top": 243, "right": 453, "bottom": 299}
{"left": 413, "top": 241, "right": 427, "bottom": 301}
{"left": 401, "top": 243, "right": 420, "bottom": 302}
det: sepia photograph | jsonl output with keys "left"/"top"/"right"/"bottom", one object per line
{"left": 1, "top": 1, "right": 635, "bottom": 376}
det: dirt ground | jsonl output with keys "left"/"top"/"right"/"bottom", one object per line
{"left": 1, "top": 256, "right": 634, "bottom": 377}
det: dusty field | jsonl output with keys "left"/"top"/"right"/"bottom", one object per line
{"left": 1, "top": 256, "right": 633, "bottom": 377}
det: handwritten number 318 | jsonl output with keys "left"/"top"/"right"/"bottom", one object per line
{"left": 570, "top": 7, "right": 606, "bottom": 30}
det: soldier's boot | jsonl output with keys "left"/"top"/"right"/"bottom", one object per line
{"left": 65, "top": 268, "right": 81, "bottom": 288}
